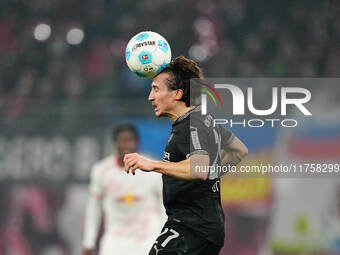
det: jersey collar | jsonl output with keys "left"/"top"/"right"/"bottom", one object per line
{"left": 173, "top": 105, "right": 201, "bottom": 125}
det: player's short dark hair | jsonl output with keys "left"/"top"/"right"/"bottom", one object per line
{"left": 160, "top": 56, "right": 204, "bottom": 107}
{"left": 112, "top": 123, "right": 139, "bottom": 142}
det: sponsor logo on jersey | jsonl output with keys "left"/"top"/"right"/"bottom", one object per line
{"left": 163, "top": 151, "right": 170, "bottom": 162}
{"left": 117, "top": 193, "right": 141, "bottom": 205}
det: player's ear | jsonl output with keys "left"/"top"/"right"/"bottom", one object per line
{"left": 174, "top": 89, "right": 184, "bottom": 101}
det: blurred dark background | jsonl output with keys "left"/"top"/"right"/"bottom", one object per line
{"left": 1, "top": 0, "right": 339, "bottom": 120}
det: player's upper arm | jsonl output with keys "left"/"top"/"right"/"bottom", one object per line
{"left": 221, "top": 136, "right": 248, "bottom": 157}
{"left": 89, "top": 164, "right": 104, "bottom": 199}
{"left": 220, "top": 125, "right": 235, "bottom": 148}
{"left": 219, "top": 126, "right": 248, "bottom": 165}
{"left": 189, "top": 153, "right": 210, "bottom": 180}
{"left": 176, "top": 120, "right": 210, "bottom": 159}
{"left": 188, "top": 118, "right": 211, "bottom": 157}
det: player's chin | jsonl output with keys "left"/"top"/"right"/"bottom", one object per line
{"left": 154, "top": 110, "right": 162, "bottom": 117}
{"left": 156, "top": 111, "right": 167, "bottom": 118}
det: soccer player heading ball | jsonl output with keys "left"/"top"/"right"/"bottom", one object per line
{"left": 124, "top": 56, "right": 248, "bottom": 254}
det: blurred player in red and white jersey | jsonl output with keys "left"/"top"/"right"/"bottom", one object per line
{"left": 82, "top": 124, "right": 165, "bottom": 255}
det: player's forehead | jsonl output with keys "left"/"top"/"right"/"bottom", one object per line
{"left": 151, "top": 72, "right": 171, "bottom": 89}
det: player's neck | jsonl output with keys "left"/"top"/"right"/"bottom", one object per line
{"left": 167, "top": 105, "right": 193, "bottom": 122}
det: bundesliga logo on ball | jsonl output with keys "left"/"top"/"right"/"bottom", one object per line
{"left": 125, "top": 31, "right": 172, "bottom": 78}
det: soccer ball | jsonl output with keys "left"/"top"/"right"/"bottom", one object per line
{"left": 125, "top": 31, "right": 171, "bottom": 78}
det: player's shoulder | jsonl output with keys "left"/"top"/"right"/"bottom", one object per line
{"left": 91, "top": 156, "right": 115, "bottom": 174}
{"left": 190, "top": 110, "right": 215, "bottom": 133}
{"left": 172, "top": 107, "right": 213, "bottom": 138}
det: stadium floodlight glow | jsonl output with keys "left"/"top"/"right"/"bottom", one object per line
{"left": 34, "top": 23, "right": 51, "bottom": 41}
{"left": 66, "top": 28, "right": 84, "bottom": 45}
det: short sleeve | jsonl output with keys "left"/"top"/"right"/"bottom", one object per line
{"left": 220, "top": 126, "right": 235, "bottom": 149}
{"left": 188, "top": 124, "right": 210, "bottom": 157}
{"left": 89, "top": 164, "right": 104, "bottom": 198}
{"left": 176, "top": 119, "right": 210, "bottom": 159}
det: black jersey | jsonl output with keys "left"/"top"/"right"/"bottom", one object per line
{"left": 162, "top": 105, "right": 234, "bottom": 246}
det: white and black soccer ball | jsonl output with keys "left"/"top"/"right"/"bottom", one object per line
{"left": 125, "top": 31, "right": 172, "bottom": 78}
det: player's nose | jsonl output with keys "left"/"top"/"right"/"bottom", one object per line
{"left": 148, "top": 90, "right": 154, "bottom": 101}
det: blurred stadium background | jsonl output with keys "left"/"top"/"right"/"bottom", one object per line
{"left": 1, "top": 0, "right": 340, "bottom": 254}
